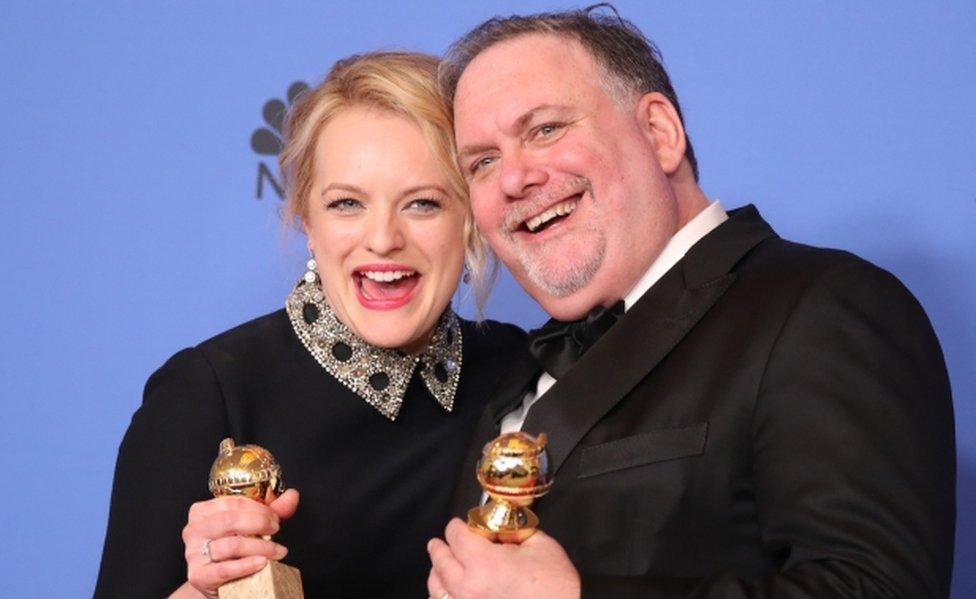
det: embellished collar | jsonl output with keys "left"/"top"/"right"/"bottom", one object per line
{"left": 285, "top": 279, "right": 462, "bottom": 421}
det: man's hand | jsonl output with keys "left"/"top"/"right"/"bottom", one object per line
{"left": 427, "top": 518, "right": 580, "bottom": 599}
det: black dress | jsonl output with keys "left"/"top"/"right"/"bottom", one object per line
{"left": 94, "top": 308, "right": 525, "bottom": 598}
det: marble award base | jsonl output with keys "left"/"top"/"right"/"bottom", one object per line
{"left": 218, "top": 561, "right": 304, "bottom": 599}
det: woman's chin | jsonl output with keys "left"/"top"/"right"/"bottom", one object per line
{"left": 339, "top": 291, "right": 445, "bottom": 353}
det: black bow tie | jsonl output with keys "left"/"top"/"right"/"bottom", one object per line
{"left": 527, "top": 300, "right": 624, "bottom": 379}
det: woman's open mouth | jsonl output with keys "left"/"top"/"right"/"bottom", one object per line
{"left": 354, "top": 266, "right": 420, "bottom": 309}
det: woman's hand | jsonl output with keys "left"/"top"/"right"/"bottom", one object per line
{"left": 180, "top": 489, "right": 300, "bottom": 598}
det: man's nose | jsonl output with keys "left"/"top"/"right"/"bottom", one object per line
{"left": 365, "top": 210, "right": 406, "bottom": 255}
{"left": 498, "top": 149, "right": 547, "bottom": 199}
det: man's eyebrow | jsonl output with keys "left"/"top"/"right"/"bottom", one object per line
{"left": 514, "top": 104, "right": 570, "bottom": 130}
{"left": 458, "top": 104, "right": 572, "bottom": 160}
{"left": 458, "top": 143, "right": 496, "bottom": 162}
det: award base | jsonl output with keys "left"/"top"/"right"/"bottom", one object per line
{"left": 467, "top": 500, "right": 539, "bottom": 544}
{"left": 218, "top": 560, "right": 304, "bottom": 599}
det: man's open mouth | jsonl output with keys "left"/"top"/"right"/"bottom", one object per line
{"left": 521, "top": 196, "right": 580, "bottom": 233}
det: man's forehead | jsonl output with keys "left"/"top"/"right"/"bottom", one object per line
{"left": 454, "top": 34, "right": 598, "bottom": 132}
{"left": 458, "top": 33, "right": 595, "bottom": 89}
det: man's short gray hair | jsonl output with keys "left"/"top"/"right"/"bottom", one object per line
{"left": 439, "top": 4, "right": 699, "bottom": 180}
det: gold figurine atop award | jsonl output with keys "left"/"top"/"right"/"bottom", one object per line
{"left": 209, "top": 438, "right": 304, "bottom": 599}
{"left": 467, "top": 432, "right": 553, "bottom": 543}
{"left": 209, "top": 438, "right": 284, "bottom": 502}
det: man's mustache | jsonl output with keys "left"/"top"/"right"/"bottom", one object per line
{"left": 500, "top": 176, "right": 592, "bottom": 234}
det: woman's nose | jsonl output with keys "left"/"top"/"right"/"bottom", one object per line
{"left": 365, "top": 211, "right": 406, "bottom": 255}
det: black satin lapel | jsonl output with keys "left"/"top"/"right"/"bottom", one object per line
{"left": 448, "top": 355, "right": 541, "bottom": 517}
{"left": 520, "top": 206, "right": 776, "bottom": 476}
{"left": 522, "top": 267, "right": 735, "bottom": 476}
{"left": 682, "top": 204, "right": 776, "bottom": 287}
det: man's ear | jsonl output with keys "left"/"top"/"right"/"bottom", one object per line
{"left": 636, "top": 92, "right": 687, "bottom": 175}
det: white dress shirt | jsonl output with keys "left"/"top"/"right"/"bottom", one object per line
{"left": 500, "top": 200, "right": 729, "bottom": 434}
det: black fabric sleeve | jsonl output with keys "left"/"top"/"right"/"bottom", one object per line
{"left": 94, "top": 348, "right": 230, "bottom": 599}
{"left": 582, "top": 260, "right": 955, "bottom": 598}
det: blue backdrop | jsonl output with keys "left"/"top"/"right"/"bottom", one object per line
{"left": 2, "top": 2, "right": 973, "bottom": 596}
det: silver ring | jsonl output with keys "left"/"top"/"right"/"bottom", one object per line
{"left": 202, "top": 538, "right": 214, "bottom": 561}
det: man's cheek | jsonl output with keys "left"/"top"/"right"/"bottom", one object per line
{"left": 471, "top": 202, "right": 500, "bottom": 232}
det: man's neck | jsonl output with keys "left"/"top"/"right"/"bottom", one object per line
{"left": 674, "top": 181, "right": 713, "bottom": 231}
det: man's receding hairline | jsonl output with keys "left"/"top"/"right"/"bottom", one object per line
{"left": 453, "top": 30, "right": 639, "bottom": 109}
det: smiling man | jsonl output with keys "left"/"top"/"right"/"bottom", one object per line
{"left": 426, "top": 7, "right": 955, "bottom": 599}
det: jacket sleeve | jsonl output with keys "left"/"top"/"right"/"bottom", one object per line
{"left": 582, "top": 260, "right": 955, "bottom": 598}
{"left": 94, "top": 347, "right": 230, "bottom": 599}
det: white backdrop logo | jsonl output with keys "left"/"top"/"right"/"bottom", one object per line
{"left": 251, "top": 81, "right": 309, "bottom": 200}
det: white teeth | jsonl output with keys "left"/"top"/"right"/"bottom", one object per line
{"left": 525, "top": 199, "right": 577, "bottom": 233}
{"left": 361, "top": 270, "right": 415, "bottom": 282}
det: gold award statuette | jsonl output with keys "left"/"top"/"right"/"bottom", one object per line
{"left": 467, "top": 432, "right": 553, "bottom": 543}
{"left": 209, "top": 438, "right": 303, "bottom": 599}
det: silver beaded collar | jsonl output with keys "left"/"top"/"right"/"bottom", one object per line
{"left": 285, "top": 279, "right": 462, "bottom": 421}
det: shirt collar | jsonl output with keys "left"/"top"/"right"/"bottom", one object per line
{"left": 623, "top": 200, "right": 728, "bottom": 311}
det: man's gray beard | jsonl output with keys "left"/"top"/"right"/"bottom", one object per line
{"left": 515, "top": 230, "right": 606, "bottom": 298}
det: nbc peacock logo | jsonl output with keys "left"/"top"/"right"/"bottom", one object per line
{"left": 252, "top": 81, "right": 309, "bottom": 200}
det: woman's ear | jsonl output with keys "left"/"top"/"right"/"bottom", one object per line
{"left": 303, "top": 222, "right": 315, "bottom": 256}
{"left": 635, "top": 92, "right": 687, "bottom": 175}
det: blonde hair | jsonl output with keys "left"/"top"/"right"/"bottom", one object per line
{"left": 279, "top": 51, "right": 494, "bottom": 313}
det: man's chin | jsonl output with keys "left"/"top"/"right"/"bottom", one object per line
{"left": 517, "top": 267, "right": 608, "bottom": 321}
{"left": 532, "top": 288, "right": 610, "bottom": 321}
{"left": 522, "top": 256, "right": 601, "bottom": 303}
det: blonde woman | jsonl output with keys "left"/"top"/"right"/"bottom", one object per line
{"left": 94, "top": 52, "right": 523, "bottom": 599}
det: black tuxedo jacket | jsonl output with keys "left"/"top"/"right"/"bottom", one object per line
{"left": 451, "top": 206, "right": 955, "bottom": 598}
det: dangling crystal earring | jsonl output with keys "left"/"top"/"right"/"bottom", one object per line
{"left": 462, "top": 264, "right": 471, "bottom": 284}
{"left": 304, "top": 251, "right": 318, "bottom": 283}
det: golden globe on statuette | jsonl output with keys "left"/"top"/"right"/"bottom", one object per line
{"left": 467, "top": 432, "right": 553, "bottom": 543}
{"left": 209, "top": 438, "right": 304, "bottom": 599}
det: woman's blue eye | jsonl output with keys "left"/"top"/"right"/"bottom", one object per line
{"left": 327, "top": 198, "right": 361, "bottom": 211}
{"left": 408, "top": 198, "right": 441, "bottom": 212}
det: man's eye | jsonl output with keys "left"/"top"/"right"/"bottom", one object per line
{"left": 326, "top": 198, "right": 362, "bottom": 211}
{"left": 406, "top": 198, "right": 441, "bottom": 213}
{"left": 536, "top": 122, "right": 564, "bottom": 138}
{"left": 471, "top": 156, "right": 496, "bottom": 174}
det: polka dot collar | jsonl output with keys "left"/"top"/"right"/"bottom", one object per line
{"left": 285, "top": 278, "right": 462, "bottom": 420}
